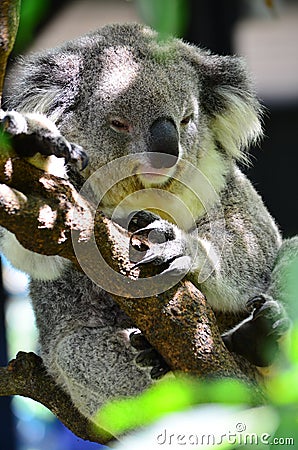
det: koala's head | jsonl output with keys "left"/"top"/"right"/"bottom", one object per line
{"left": 7, "top": 23, "right": 262, "bottom": 217}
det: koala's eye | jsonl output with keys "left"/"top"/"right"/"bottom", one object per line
{"left": 180, "top": 114, "right": 193, "bottom": 126}
{"left": 110, "top": 118, "right": 130, "bottom": 133}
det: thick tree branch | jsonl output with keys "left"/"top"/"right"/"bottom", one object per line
{"left": 0, "top": 351, "right": 114, "bottom": 444}
{"left": 0, "top": 0, "right": 21, "bottom": 104}
{"left": 0, "top": 150, "right": 259, "bottom": 382}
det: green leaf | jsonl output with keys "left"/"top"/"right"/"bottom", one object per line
{"left": 94, "top": 376, "right": 195, "bottom": 435}
{"left": 94, "top": 375, "right": 255, "bottom": 435}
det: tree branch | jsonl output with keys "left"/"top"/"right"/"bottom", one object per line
{"left": 0, "top": 0, "right": 21, "bottom": 104}
{"left": 0, "top": 150, "right": 259, "bottom": 383}
{"left": 0, "top": 351, "right": 114, "bottom": 444}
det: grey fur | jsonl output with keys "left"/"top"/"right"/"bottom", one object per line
{"left": 0, "top": 23, "right": 294, "bottom": 419}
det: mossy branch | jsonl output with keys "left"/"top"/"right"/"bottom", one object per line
{"left": 0, "top": 0, "right": 21, "bottom": 104}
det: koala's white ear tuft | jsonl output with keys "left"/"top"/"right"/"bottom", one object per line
{"left": 210, "top": 86, "right": 263, "bottom": 164}
{"left": 203, "top": 54, "right": 263, "bottom": 163}
{"left": 183, "top": 45, "right": 263, "bottom": 163}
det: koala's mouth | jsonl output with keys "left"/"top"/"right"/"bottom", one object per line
{"left": 136, "top": 163, "right": 177, "bottom": 187}
{"left": 135, "top": 152, "right": 179, "bottom": 187}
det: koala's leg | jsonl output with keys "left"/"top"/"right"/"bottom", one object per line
{"left": 49, "top": 326, "right": 154, "bottom": 418}
{"left": 222, "top": 295, "right": 290, "bottom": 366}
{"left": 130, "top": 330, "right": 170, "bottom": 379}
{"left": 222, "top": 238, "right": 298, "bottom": 366}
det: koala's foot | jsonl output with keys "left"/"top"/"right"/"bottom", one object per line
{"left": 129, "top": 210, "right": 192, "bottom": 277}
{"left": 222, "top": 294, "right": 290, "bottom": 367}
{"left": 0, "top": 110, "right": 88, "bottom": 170}
{"left": 130, "top": 331, "right": 170, "bottom": 380}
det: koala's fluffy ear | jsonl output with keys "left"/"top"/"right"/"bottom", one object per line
{"left": 4, "top": 50, "right": 82, "bottom": 123}
{"left": 186, "top": 46, "right": 263, "bottom": 163}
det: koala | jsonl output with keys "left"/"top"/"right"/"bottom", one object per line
{"left": 0, "top": 23, "right": 294, "bottom": 421}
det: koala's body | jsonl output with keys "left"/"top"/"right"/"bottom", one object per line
{"left": 0, "top": 23, "right": 294, "bottom": 420}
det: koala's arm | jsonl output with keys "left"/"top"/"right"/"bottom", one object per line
{"left": 195, "top": 168, "right": 282, "bottom": 313}
{"left": 0, "top": 106, "right": 88, "bottom": 280}
{"left": 133, "top": 167, "right": 282, "bottom": 314}
{"left": 131, "top": 168, "right": 289, "bottom": 366}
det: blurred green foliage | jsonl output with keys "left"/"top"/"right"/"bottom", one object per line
{"left": 13, "top": 0, "right": 50, "bottom": 53}
{"left": 96, "top": 342, "right": 298, "bottom": 446}
{"left": 95, "top": 377, "right": 255, "bottom": 436}
{"left": 136, "top": 0, "right": 190, "bottom": 38}
{"left": 0, "top": 130, "right": 13, "bottom": 156}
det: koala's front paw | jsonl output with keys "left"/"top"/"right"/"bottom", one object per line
{"left": 222, "top": 294, "right": 290, "bottom": 367}
{"left": 130, "top": 331, "right": 170, "bottom": 380}
{"left": 0, "top": 110, "right": 88, "bottom": 170}
{"left": 129, "top": 210, "right": 192, "bottom": 277}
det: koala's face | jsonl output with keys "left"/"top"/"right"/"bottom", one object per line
{"left": 9, "top": 24, "right": 262, "bottom": 220}
{"left": 70, "top": 41, "right": 203, "bottom": 189}
{"left": 54, "top": 25, "right": 260, "bottom": 193}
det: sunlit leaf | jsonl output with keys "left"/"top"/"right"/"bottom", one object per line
{"left": 202, "top": 378, "right": 253, "bottom": 405}
{"left": 94, "top": 376, "right": 196, "bottom": 434}
{"left": 111, "top": 404, "right": 279, "bottom": 450}
{"left": 94, "top": 375, "right": 256, "bottom": 435}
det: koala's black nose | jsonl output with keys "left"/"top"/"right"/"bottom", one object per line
{"left": 149, "top": 118, "right": 179, "bottom": 169}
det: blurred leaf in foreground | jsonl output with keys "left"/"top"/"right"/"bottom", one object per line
{"left": 95, "top": 376, "right": 254, "bottom": 436}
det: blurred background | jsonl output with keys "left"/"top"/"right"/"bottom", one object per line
{"left": 0, "top": 0, "right": 297, "bottom": 449}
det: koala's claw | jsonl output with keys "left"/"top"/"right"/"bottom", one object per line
{"left": 246, "top": 295, "right": 266, "bottom": 312}
{"left": 69, "top": 143, "right": 89, "bottom": 170}
{"left": 129, "top": 330, "right": 152, "bottom": 350}
{"left": 222, "top": 294, "right": 290, "bottom": 366}
{"left": 136, "top": 348, "right": 170, "bottom": 380}
{"left": 129, "top": 211, "right": 191, "bottom": 277}
{"left": 150, "top": 365, "right": 171, "bottom": 380}
{"left": 130, "top": 331, "right": 170, "bottom": 380}
{"left": 0, "top": 110, "right": 88, "bottom": 170}
{"left": 247, "top": 294, "right": 290, "bottom": 338}
{"left": 127, "top": 210, "right": 160, "bottom": 233}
